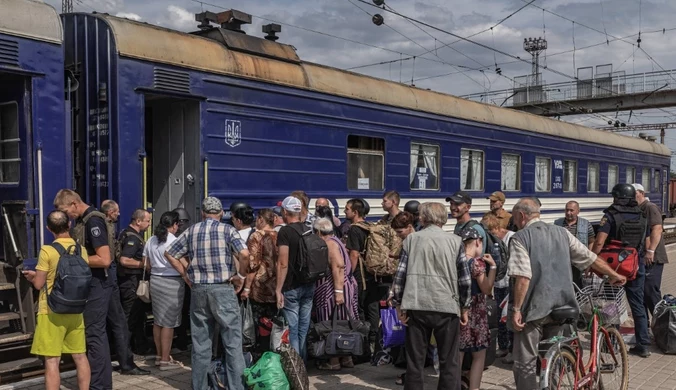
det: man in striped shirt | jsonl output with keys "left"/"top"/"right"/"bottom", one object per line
{"left": 165, "top": 197, "right": 250, "bottom": 390}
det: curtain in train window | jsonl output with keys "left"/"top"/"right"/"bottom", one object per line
{"left": 501, "top": 154, "right": 520, "bottom": 191}
{"left": 535, "top": 157, "right": 551, "bottom": 192}
{"left": 587, "top": 162, "right": 600, "bottom": 192}
{"left": 0, "top": 102, "right": 20, "bottom": 184}
{"left": 347, "top": 135, "right": 384, "bottom": 191}
{"left": 461, "top": 149, "right": 484, "bottom": 191}
{"left": 626, "top": 166, "right": 635, "bottom": 184}
{"left": 563, "top": 160, "right": 577, "bottom": 192}
{"left": 642, "top": 168, "right": 650, "bottom": 190}
{"left": 653, "top": 169, "right": 660, "bottom": 193}
{"left": 607, "top": 165, "right": 618, "bottom": 192}
{"left": 410, "top": 143, "right": 439, "bottom": 190}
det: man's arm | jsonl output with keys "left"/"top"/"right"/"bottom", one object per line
{"left": 88, "top": 245, "right": 111, "bottom": 268}
{"left": 592, "top": 232, "right": 608, "bottom": 254}
{"left": 511, "top": 276, "right": 530, "bottom": 312}
{"left": 236, "top": 249, "right": 250, "bottom": 278}
{"left": 276, "top": 246, "right": 289, "bottom": 294}
{"left": 644, "top": 204, "right": 663, "bottom": 265}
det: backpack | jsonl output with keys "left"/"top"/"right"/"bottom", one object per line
{"left": 289, "top": 224, "right": 329, "bottom": 283}
{"left": 464, "top": 220, "right": 510, "bottom": 280}
{"left": 353, "top": 221, "right": 402, "bottom": 277}
{"left": 46, "top": 243, "right": 92, "bottom": 314}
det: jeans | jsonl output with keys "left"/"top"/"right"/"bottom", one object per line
{"left": 191, "top": 283, "right": 245, "bottom": 390}
{"left": 644, "top": 263, "right": 664, "bottom": 319}
{"left": 625, "top": 260, "right": 650, "bottom": 346}
{"left": 283, "top": 284, "right": 315, "bottom": 361}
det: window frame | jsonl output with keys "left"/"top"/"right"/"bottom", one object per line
{"left": 0, "top": 101, "right": 20, "bottom": 185}
{"left": 652, "top": 168, "right": 660, "bottom": 193}
{"left": 563, "top": 160, "right": 577, "bottom": 193}
{"left": 587, "top": 161, "right": 600, "bottom": 193}
{"left": 641, "top": 167, "right": 650, "bottom": 192}
{"left": 607, "top": 164, "right": 619, "bottom": 193}
{"left": 460, "top": 148, "right": 485, "bottom": 191}
{"left": 626, "top": 166, "right": 636, "bottom": 184}
{"left": 500, "top": 153, "right": 521, "bottom": 192}
{"left": 346, "top": 135, "right": 385, "bottom": 191}
{"left": 409, "top": 141, "right": 441, "bottom": 191}
{"left": 535, "top": 156, "right": 552, "bottom": 193}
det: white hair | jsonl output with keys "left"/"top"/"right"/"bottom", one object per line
{"left": 313, "top": 218, "right": 334, "bottom": 235}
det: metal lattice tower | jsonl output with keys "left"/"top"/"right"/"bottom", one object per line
{"left": 523, "top": 37, "right": 547, "bottom": 86}
{"left": 62, "top": 0, "right": 73, "bottom": 13}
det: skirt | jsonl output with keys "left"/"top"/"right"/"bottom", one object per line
{"left": 150, "top": 275, "right": 185, "bottom": 328}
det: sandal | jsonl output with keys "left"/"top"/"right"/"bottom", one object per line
{"left": 159, "top": 360, "right": 183, "bottom": 371}
{"left": 395, "top": 373, "right": 406, "bottom": 386}
{"left": 147, "top": 355, "right": 161, "bottom": 366}
{"left": 316, "top": 361, "right": 341, "bottom": 371}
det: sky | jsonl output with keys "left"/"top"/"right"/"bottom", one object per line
{"left": 44, "top": 0, "right": 676, "bottom": 168}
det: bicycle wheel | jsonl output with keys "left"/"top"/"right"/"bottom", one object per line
{"left": 597, "top": 326, "right": 629, "bottom": 390}
{"left": 545, "top": 349, "right": 578, "bottom": 390}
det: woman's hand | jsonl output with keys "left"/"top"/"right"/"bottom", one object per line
{"left": 482, "top": 254, "right": 496, "bottom": 267}
{"left": 335, "top": 291, "right": 345, "bottom": 305}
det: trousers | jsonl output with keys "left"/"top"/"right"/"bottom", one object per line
{"left": 84, "top": 276, "right": 112, "bottom": 390}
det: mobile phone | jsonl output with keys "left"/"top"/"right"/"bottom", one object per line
{"left": 22, "top": 259, "right": 37, "bottom": 272}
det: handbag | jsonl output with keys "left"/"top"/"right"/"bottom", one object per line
{"left": 594, "top": 240, "right": 639, "bottom": 281}
{"left": 136, "top": 258, "right": 151, "bottom": 303}
{"left": 380, "top": 307, "right": 405, "bottom": 349}
{"left": 312, "top": 305, "right": 370, "bottom": 357}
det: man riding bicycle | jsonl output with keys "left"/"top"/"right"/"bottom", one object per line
{"left": 507, "top": 197, "right": 626, "bottom": 389}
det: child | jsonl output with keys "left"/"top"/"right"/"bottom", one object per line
{"left": 458, "top": 227, "right": 497, "bottom": 390}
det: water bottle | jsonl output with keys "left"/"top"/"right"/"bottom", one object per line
{"left": 492, "top": 242, "right": 501, "bottom": 271}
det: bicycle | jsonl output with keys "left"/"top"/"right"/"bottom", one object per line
{"left": 538, "top": 276, "right": 629, "bottom": 389}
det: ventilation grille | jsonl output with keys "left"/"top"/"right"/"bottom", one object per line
{"left": 153, "top": 68, "right": 190, "bottom": 94}
{"left": 0, "top": 39, "right": 19, "bottom": 68}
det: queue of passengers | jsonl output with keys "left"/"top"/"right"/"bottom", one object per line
{"left": 20, "top": 184, "right": 666, "bottom": 390}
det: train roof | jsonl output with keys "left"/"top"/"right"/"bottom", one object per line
{"left": 0, "top": 0, "right": 62, "bottom": 44}
{"left": 95, "top": 13, "right": 670, "bottom": 157}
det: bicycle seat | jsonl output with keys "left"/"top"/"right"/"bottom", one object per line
{"left": 549, "top": 306, "right": 579, "bottom": 325}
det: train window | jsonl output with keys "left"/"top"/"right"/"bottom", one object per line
{"left": 501, "top": 154, "right": 520, "bottom": 191}
{"left": 461, "top": 149, "right": 484, "bottom": 191}
{"left": 563, "top": 160, "right": 577, "bottom": 192}
{"left": 641, "top": 168, "right": 650, "bottom": 191}
{"left": 347, "top": 135, "right": 384, "bottom": 191}
{"left": 587, "top": 162, "right": 600, "bottom": 193}
{"left": 0, "top": 102, "right": 19, "bottom": 184}
{"left": 653, "top": 169, "right": 660, "bottom": 193}
{"left": 607, "top": 165, "right": 619, "bottom": 192}
{"left": 410, "top": 143, "right": 439, "bottom": 191}
{"left": 535, "top": 156, "right": 551, "bottom": 192}
{"left": 626, "top": 166, "right": 636, "bottom": 183}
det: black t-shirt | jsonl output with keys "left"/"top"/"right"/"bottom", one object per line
{"left": 277, "top": 222, "right": 306, "bottom": 292}
{"left": 79, "top": 206, "right": 109, "bottom": 278}
{"left": 119, "top": 227, "right": 145, "bottom": 274}
{"left": 346, "top": 224, "right": 375, "bottom": 283}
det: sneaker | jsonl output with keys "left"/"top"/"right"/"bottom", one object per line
{"left": 159, "top": 360, "right": 183, "bottom": 371}
{"left": 502, "top": 353, "right": 514, "bottom": 364}
{"left": 629, "top": 346, "right": 650, "bottom": 358}
{"left": 496, "top": 349, "right": 509, "bottom": 358}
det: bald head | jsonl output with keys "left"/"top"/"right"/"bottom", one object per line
{"left": 315, "top": 198, "right": 330, "bottom": 212}
{"left": 101, "top": 199, "right": 120, "bottom": 222}
{"left": 512, "top": 197, "right": 541, "bottom": 230}
{"left": 47, "top": 210, "right": 70, "bottom": 235}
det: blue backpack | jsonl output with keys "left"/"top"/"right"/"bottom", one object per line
{"left": 47, "top": 243, "right": 92, "bottom": 314}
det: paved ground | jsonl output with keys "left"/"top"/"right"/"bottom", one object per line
{"left": 5, "top": 247, "right": 676, "bottom": 390}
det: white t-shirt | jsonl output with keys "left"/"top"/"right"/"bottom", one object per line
{"left": 238, "top": 227, "right": 254, "bottom": 247}
{"left": 144, "top": 233, "right": 180, "bottom": 277}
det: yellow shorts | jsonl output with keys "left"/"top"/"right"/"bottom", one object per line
{"left": 31, "top": 313, "right": 86, "bottom": 357}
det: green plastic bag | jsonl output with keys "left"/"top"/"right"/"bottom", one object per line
{"left": 244, "top": 352, "right": 290, "bottom": 390}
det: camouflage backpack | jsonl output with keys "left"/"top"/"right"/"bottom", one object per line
{"left": 72, "top": 211, "right": 117, "bottom": 255}
{"left": 353, "top": 221, "right": 402, "bottom": 277}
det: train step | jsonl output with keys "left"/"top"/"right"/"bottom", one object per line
{"left": 0, "top": 312, "right": 21, "bottom": 322}
{"left": 0, "top": 357, "right": 41, "bottom": 374}
{"left": 0, "top": 332, "right": 32, "bottom": 345}
{"left": 0, "top": 283, "right": 14, "bottom": 291}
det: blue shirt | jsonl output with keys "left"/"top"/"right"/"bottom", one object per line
{"left": 166, "top": 218, "right": 246, "bottom": 284}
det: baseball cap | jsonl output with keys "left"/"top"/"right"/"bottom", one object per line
{"left": 460, "top": 226, "right": 482, "bottom": 241}
{"left": 445, "top": 191, "right": 472, "bottom": 205}
{"left": 488, "top": 191, "right": 506, "bottom": 202}
{"left": 281, "top": 196, "right": 303, "bottom": 213}
{"left": 632, "top": 183, "right": 645, "bottom": 193}
{"left": 202, "top": 197, "right": 223, "bottom": 214}
{"left": 272, "top": 206, "right": 283, "bottom": 217}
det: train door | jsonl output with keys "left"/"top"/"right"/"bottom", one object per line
{"left": 144, "top": 96, "right": 200, "bottom": 225}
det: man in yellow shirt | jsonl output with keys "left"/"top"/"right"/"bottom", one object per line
{"left": 23, "top": 210, "right": 91, "bottom": 390}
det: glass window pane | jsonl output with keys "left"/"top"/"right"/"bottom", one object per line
{"left": 626, "top": 167, "right": 635, "bottom": 183}
{"left": 410, "top": 143, "right": 440, "bottom": 190}
{"left": 642, "top": 168, "right": 650, "bottom": 190}
{"left": 588, "top": 162, "right": 600, "bottom": 192}
{"left": 501, "top": 154, "right": 520, "bottom": 191}
{"left": 608, "top": 165, "right": 618, "bottom": 192}
{"left": 461, "top": 149, "right": 484, "bottom": 191}
{"left": 563, "top": 160, "right": 577, "bottom": 192}
{"left": 653, "top": 169, "right": 660, "bottom": 193}
{"left": 0, "top": 102, "right": 19, "bottom": 184}
{"left": 347, "top": 152, "right": 383, "bottom": 190}
{"left": 535, "top": 157, "right": 551, "bottom": 192}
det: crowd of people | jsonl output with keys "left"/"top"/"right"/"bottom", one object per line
{"left": 20, "top": 183, "right": 667, "bottom": 389}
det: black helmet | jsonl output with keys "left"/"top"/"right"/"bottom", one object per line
{"left": 611, "top": 183, "right": 636, "bottom": 199}
{"left": 404, "top": 200, "right": 420, "bottom": 215}
{"left": 172, "top": 207, "right": 191, "bottom": 222}
{"left": 229, "top": 202, "right": 250, "bottom": 213}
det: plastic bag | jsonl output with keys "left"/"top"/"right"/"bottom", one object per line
{"left": 240, "top": 299, "right": 256, "bottom": 347}
{"left": 380, "top": 307, "right": 405, "bottom": 349}
{"left": 271, "top": 312, "right": 290, "bottom": 351}
{"left": 244, "top": 352, "right": 290, "bottom": 390}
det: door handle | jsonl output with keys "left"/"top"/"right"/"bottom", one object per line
{"left": 186, "top": 174, "right": 195, "bottom": 187}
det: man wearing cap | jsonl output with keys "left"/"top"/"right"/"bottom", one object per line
{"left": 164, "top": 197, "right": 250, "bottom": 390}
{"left": 483, "top": 191, "right": 512, "bottom": 230}
{"left": 447, "top": 191, "right": 487, "bottom": 254}
{"left": 633, "top": 183, "right": 668, "bottom": 320}
{"left": 275, "top": 196, "right": 316, "bottom": 361}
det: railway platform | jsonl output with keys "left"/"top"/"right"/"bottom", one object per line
{"left": 4, "top": 248, "right": 676, "bottom": 390}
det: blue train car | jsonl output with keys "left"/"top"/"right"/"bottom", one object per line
{"left": 61, "top": 11, "right": 671, "bottom": 230}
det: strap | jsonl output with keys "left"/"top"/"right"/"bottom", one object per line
{"left": 141, "top": 257, "right": 147, "bottom": 279}
{"left": 49, "top": 242, "right": 67, "bottom": 256}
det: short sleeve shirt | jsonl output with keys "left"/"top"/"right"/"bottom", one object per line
{"left": 277, "top": 222, "right": 305, "bottom": 292}
{"left": 36, "top": 238, "right": 89, "bottom": 315}
{"left": 640, "top": 200, "right": 668, "bottom": 263}
{"left": 78, "top": 206, "right": 109, "bottom": 278}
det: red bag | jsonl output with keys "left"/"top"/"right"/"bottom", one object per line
{"left": 594, "top": 240, "right": 639, "bottom": 281}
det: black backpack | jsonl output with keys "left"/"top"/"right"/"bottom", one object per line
{"left": 464, "top": 220, "right": 510, "bottom": 280}
{"left": 47, "top": 243, "right": 92, "bottom": 314}
{"left": 607, "top": 207, "right": 647, "bottom": 250}
{"left": 289, "top": 224, "right": 329, "bottom": 283}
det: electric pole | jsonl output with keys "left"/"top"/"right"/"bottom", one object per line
{"left": 523, "top": 37, "right": 547, "bottom": 86}
{"left": 62, "top": 0, "right": 73, "bottom": 13}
